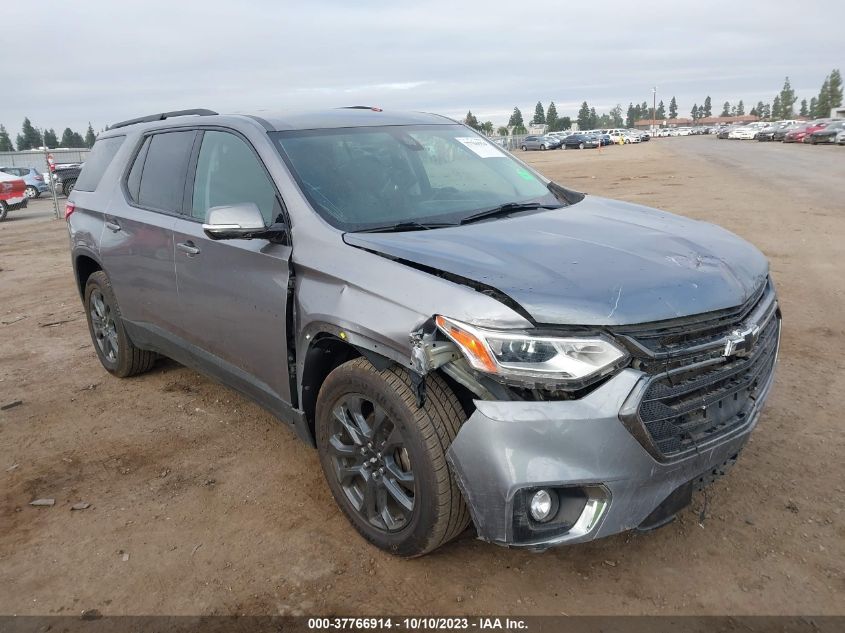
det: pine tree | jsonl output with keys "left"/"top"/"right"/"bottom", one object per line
{"left": 799, "top": 99, "right": 808, "bottom": 117}
{"left": 85, "top": 123, "right": 96, "bottom": 148}
{"left": 755, "top": 101, "right": 765, "bottom": 118}
{"left": 761, "top": 103, "right": 771, "bottom": 119}
{"left": 43, "top": 128, "right": 58, "bottom": 148}
{"left": 668, "top": 96, "right": 678, "bottom": 119}
{"left": 0, "top": 124, "right": 13, "bottom": 151}
{"left": 17, "top": 118, "right": 42, "bottom": 150}
{"left": 626, "top": 103, "right": 635, "bottom": 128}
{"left": 576, "top": 102, "right": 591, "bottom": 130}
{"left": 60, "top": 128, "right": 87, "bottom": 148}
{"left": 779, "top": 77, "right": 797, "bottom": 117}
{"left": 771, "top": 96, "right": 782, "bottom": 120}
{"left": 736, "top": 100, "right": 745, "bottom": 116}
{"left": 508, "top": 107, "right": 524, "bottom": 129}
{"left": 749, "top": 107, "right": 757, "bottom": 117}
{"left": 609, "top": 104, "right": 624, "bottom": 127}
{"left": 588, "top": 107, "right": 598, "bottom": 129}
{"left": 532, "top": 101, "right": 546, "bottom": 125}
{"left": 463, "top": 111, "right": 480, "bottom": 130}
{"left": 690, "top": 104, "right": 699, "bottom": 120}
{"left": 828, "top": 69, "right": 843, "bottom": 108}
{"left": 816, "top": 77, "right": 831, "bottom": 118}
{"left": 633, "top": 104, "right": 642, "bottom": 121}
{"left": 641, "top": 101, "right": 650, "bottom": 118}
{"left": 546, "top": 102, "right": 558, "bottom": 131}
{"left": 704, "top": 96, "right": 712, "bottom": 117}
{"left": 720, "top": 101, "right": 731, "bottom": 117}
{"left": 809, "top": 97, "right": 818, "bottom": 118}
{"left": 655, "top": 100, "right": 666, "bottom": 119}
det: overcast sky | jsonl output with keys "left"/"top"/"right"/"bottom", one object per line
{"left": 3, "top": 0, "right": 843, "bottom": 137}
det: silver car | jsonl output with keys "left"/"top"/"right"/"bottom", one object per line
{"left": 67, "top": 108, "right": 780, "bottom": 556}
{"left": 520, "top": 135, "right": 561, "bottom": 150}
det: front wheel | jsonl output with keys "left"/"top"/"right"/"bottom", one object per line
{"left": 579, "top": 142, "right": 584, "bottom": 149}
{"left": 0, "top": 201, "right": 7, "bottom": 221}
{"left": 25, "top": 186, "right": 39, "bottom": 199}
{"left": 521, "top": 145, "right": 527, "bottom": 151}
{"left": 540, "top": 144, "right": 546, "bottom": 150}
{"left": 316, "top": 358, "right": 470, "bottom": 557}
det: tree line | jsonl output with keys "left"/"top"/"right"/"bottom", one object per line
{"left": 462, "top": 69, "right": 842, "bottom": 136}
{"left": 0, "top": 117, "right": 97, "bottom": 152}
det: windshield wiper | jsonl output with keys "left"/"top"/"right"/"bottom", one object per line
{"left": 459, "top": 202, "right": 563, "bottom": 225}
{"left": 352, "top": 221, "right": 458, "bottom": 233}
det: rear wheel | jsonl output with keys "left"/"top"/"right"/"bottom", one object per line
{"left": 521, "top": 145, "right": 527, "bottom": 151}
{"left": 62, "top": 179, "right": 76, "bottom": 196}
{"left": 84, "top": 271, "right": 156, "bottom": 378}
{"left": 25, "top": 186, "right": 39, "bottom": 199}
{"left": 0, "top": 201, "right": 7, "bottom": 221}
{"left": 540, "top": 144, "right": 546, "bottom": 150}
{"left": 578, "top": 142, "right": 584, "bottom": 149}
{"left": 316, "top": 358, "right": 469, "bottom": 557}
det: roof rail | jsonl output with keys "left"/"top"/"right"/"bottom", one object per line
{"left": 109, "top": 109, "right": 218, "bottom": 130}
{"left": 340, "top": 105, "right": 383, "bottom": 112}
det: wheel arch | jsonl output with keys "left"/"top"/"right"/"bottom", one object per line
{"left": 74, "top": 252, "right": 103, "bottom": 299}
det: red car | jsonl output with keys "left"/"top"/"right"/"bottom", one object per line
{"left": 0, "top": 171, "right": 27, "bottom": 221}
{"left": 784, "top": 121, "right": 828, "bottom": 143}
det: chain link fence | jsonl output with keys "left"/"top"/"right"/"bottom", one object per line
{"left": 0, "top": 148, "right": 89, "bottom": 171}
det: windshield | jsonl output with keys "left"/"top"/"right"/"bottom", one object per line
{"left": 271, "top": 124, "right": 561, "bottom": 231}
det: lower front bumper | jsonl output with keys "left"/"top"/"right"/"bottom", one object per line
{"left": 446, "top": 368, "right": 771, "bottom": 550}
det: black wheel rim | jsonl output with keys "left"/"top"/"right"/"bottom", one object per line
{"left": 89, "top": 289, "right": 118, "bottom": 363}
{"left": 327, "top": 394, "right": 415, "bottom": 532}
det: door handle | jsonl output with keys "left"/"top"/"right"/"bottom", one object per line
{"left": 105, "top": 221, "right": 121, "bottom": 232}
{"left": 177, "top": 241, "right": 201, "bottom": 256}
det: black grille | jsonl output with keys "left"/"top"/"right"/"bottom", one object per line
{"left": 622, "top": 283, "right": 780, "bottom": 460}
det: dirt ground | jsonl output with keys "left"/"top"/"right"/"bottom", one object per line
{"left": 1, "top": 137, "right": 843, "bottom": 616}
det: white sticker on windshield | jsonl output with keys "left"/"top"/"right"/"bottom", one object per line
{"left": 455, "top": 136, "right": 505, "bottom": 158}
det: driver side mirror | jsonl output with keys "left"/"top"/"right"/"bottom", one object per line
{"left": 202, "top": 203, "right": 266, "bottom": 240}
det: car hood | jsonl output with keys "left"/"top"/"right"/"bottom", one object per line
{"left": 343, "top": 196, "right": 769, "bottom": 326}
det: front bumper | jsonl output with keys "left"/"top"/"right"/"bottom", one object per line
{"left": 447, "top": 361, "right": 776, "bottom": 550}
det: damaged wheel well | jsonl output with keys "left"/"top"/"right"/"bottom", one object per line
{"left": 301, "top": 333, "right": 478, "bottom": 441}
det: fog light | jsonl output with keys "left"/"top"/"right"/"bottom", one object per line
{"left": 529, "top": 489, "right": 557, "bottom": 523}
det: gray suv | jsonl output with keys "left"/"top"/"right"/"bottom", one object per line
{"left": 67, "top": 108, "right": 780, "bottom": 557}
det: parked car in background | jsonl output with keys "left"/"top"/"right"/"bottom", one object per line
{"left": 51, "top": 163, "right": 84, "bottom": 195}
{"left": 563, "top": 133, "right": 600, "bottom": 149}
{"left": 520, "top": 135, "right": 560, "bottom": 151}
{"left": 807, "top": 121, "right": 845, "bottom": 144}
{"left": 756, "top": 123, "right": 786, "bottom": 142}
{"left": 783, "top": 126, "right": 812, "bottom": 143}
{"left": 0, "top": 166, "right": 50, "bottom": 199}
{"left": 772, "top": 124, "right": 798, "bottom": 142}
{"left": 0, "top": 170, "right": 28, "bottom": 220}
{"left": 728, "top": 126, "right": 758, "bottom": 140}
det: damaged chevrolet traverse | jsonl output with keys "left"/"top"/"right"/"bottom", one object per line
{"left": 67, "top": 108, "right": 780, "bottom": 556}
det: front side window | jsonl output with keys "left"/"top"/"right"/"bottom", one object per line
{"left": 271, "top": 124, "right": 560, "bottom": 231}
{"left": 191, "top": 131, "right": 280, "bottom": 224}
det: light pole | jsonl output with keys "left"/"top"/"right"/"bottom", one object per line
{"left": 36, "top": 127, "right": 61, "bottom": 219}
{"left": 652, "top": 86, "right": 657, "bottom": 136}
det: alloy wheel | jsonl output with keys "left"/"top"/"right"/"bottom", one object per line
{"left": 89, "top": 289, "right": 119, "bottom": 363}
{"left": 327, "top": 394, "right": 415, "bottom": 532}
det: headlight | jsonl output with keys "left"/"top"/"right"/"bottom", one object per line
{"left": 435, "top": 315, "right": 628, "bottom": 387}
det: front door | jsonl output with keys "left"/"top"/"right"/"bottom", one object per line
{"left": 173, "top": 129, "right": 293, "bottom": 406}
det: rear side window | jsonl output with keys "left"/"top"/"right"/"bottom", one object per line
{"left": 126, "top": 137, "right": 150, "bottom": 202}
{"left": 74, "top": 136, "right": 125, "bottom": 192}
{"left": 134, "top": 131, "right": 195, "bottom": 213}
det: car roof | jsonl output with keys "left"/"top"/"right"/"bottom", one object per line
{"left": 100, "top": 108, "right": 456, "bottom": 138}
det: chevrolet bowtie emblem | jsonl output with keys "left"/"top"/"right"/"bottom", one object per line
{"left": 723, "top": 324, "right": 761, "bottom": 357}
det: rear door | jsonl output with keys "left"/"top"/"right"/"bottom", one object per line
{"left": 172, "top": 129, "right": 294, "bottom": 405}
{"left": 99, "top": 130, "right": 196, "bottom": 334}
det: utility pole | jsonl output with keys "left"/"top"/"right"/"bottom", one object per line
{"left": 652, "top": 87, "right": 657, "bottom": 136}
{"left": 37, "top": 128, "right": 62, "bottom": 219}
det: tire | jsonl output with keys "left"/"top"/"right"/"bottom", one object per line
{"left": 62, "top": 179, "right": 76, "bottom": 196}
{"left": 578, "top": 142, "right": 584, "bottom": 149}
{"left": 84, "top": 271, "right": 156, "bottom": 378}
{"left": 0, "top": 201, "right": 7, "bottom": 221}
{"left": 316, "top": 358, "right": 470, "bottom": 557}
{"left": 540, "top": 144, "right": 546, "bottom": 150}
{"left": 25, "top": 186, "right": 39, "bottom": 199}
{"left": 521, "top": 145, "right": 527, "bottom": 151}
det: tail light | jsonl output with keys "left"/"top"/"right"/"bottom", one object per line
{"left": 34, "top": 173, "right": 44, "bottom": 181}
{"left": 64, "top": 202, "right": 76, "bottom": 220}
